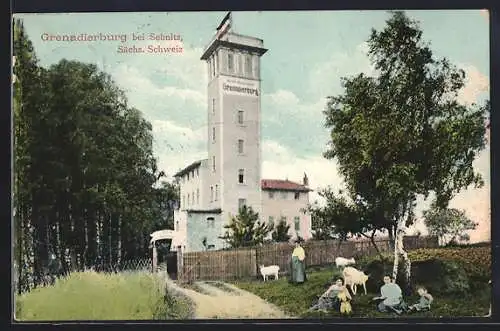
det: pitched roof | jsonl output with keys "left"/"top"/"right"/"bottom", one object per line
{"left": 261, "top": 179, "right": 311, "bottom": 192}
{"left": 173, "top": 160, "right": 204, "bottom": 178}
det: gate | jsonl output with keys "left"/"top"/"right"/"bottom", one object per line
{"left": 165, "top": 251, "right": 178, "bottom": 280}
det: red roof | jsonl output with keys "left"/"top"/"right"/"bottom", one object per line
{"left": 261, "top": 179, "right": 311, "bottom": 192}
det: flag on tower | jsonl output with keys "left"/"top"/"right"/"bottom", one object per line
{"left": 216, "top": 12, "right": 232, "bottom": 40}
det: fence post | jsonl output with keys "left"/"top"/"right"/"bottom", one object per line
{"left": 152, "top": 243, "right": 157, "bottom": 273}
{"left": 177, "top": 246, "right": 183, "bottom": 283}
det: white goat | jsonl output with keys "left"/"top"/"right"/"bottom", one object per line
{"left": 259, "top": 264, "right": 279, "bottom": 281}
{"left": 335, "top": 257, "right": 356, "bottom": 268}
{"left": 342, "top": 266, "right": 370, "bottom": 295}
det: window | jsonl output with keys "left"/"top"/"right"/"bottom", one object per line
{"left": 187, "top": 193, "right": 190, "bottom": 206}
{"left": 268, "top": 216, "right": 275, "bottom": 228}
{"left": 238, "top": 169, "right": 244, "bottom": 184}
{"left": 281, "top": 191, "right": 287, "bottom": 199}
{"left": 237, "top": 110, "right": 244, "bottom": 124}
{"left": 187, "top": 172, "right": 190, "bottom": 180}
{"left": 238, "top": 198, "right": 247, "bottom": 211}
{"left": 214, "top": 53, "right": 218, "bottom": 74}
{"left": 207, "top": 217, "right": 215, "bottom": 228}
{"left": 212, "top": 127, "right": 216, "bottom": 142}
{"left": 238, "top": 139, "right": 244, "bottom": 154}
{"left": 210, "top": 186, "right": 214, "bottom": 202}
{"left": 192, "top": 191, "right": 195, "bottom": 205}
{"left": 212, "top": 56, "right": 215, "bottom": 76}
{"left": 215, "top": 184, "right": 219, "bottom": 201}
{"left": 294, "top": 217, "right": 300, "bottom": 231}
{"left": 228, "top": 52, "right": 234, "bottom": 72}
{"left": 212, "top": 156, "right": 216, "bottom": 172}
{"left": 207, "top": 244, "right": 215, "bottom": 250}
{"left": 182, "top": 195, "right": 185, "bottom": 208}
{"left": 176, "top": 221, "right": 179, "bottom": 230}
{"left": 196, "top": 189, "right": 200, "bottom": 204}
{"left": 245, "top": 55, "right": 252, "bottom": 75}
{"left": 212, "top": 98, "right": 215, "bottom": 114}
{"left": 268, "top": 191, "right": 274, "bottom": 199}
{"left": 294, "top": 192, "right": 300, "bottom": 200}
{"left": 238, "top": 54, "right": 243, "bottom": 73}
{"left": 196, "top": 168, "right": 199, "bottom": 177}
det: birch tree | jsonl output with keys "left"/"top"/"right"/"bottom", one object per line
{"left": 323, "top": 11, "right": 488, "bottom": 286}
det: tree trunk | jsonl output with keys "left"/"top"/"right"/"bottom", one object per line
{"left": 117, "top": 215, "right": 122, "bottom": 265}
{"left": 369, "top": 230, "right": 384, "bottom": 260}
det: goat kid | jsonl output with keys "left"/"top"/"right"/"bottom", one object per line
{"left": 342, "top": 266, "right": 370, "bottom": 295}
{"left": 259, "top": 264, "right": 279, "bottom": 281}
{"left": 335, "top": 257, "right": 356, "bottom": 268}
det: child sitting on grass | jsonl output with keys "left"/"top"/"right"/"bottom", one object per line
{"left": 408, "top": 286, "right": 433, "bottom": 312}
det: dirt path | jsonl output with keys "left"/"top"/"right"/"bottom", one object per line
{"left": 164, "top": 277, "right": 291, "bottom": 319}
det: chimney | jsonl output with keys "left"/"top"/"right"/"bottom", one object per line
{"left": 303, "top": 172, "right": 309, "bottom": 187}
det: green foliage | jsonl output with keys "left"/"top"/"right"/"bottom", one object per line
{"left": 15, "top": 271, "right": 192, "bottom": 320}
{"left": 271, "top": 219, "right": 291, "bottom": 242}
{"left": 219, "top": 206, "right": 273, "bottom": 248}
{"left": 306, "top": 188, "right": 379, "bottom": 241}
{"left": 233, "top": 245, "right": 491, "bottom": 318}
{"left": 13, "top": 18, "right": 179, "bottom": 292}
{"left": 322, "top": 11, "right": 488, "bottom": 240}
{"left": 423, "top": 207, "right": 478, "bottom": 245}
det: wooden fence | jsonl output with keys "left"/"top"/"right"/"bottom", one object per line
{"left": 178, "top": 236, "right": 438, "bottom": 283}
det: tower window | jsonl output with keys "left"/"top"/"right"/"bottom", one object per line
{"left": 212, "top": 127, "right": 216, "bottom": 142}
{"left": 294, "top": 192, "right": 300, "bottom": 200}
{"left": 210, "top": 186, "right": 214, "bottom": 202}
{"left": 238, "top": 169, "right": 245, "bottom": 184}
{"left": 212, "top": 156, "right": 216, "bottom": 172}
{"left": 228, "top": 52, "right": 234, "bottom": 72}
{"left": 197, "top": 189, "right": 200, "bottom": 204}
{"left": 215, "top": 184, "right": 219, "bottom": 201}
{"left": 237, "top": 110, "right": 244, "bottom": 124}
{"left": 238, "top": 139, "right": 244, "bottom": 154}
{"left": 212, "top": 98, "right": 215, "bottom": 115}
{"left": 245, "top": 55, "right": 252, "bottom": 76}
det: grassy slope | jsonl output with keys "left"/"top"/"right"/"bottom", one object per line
{"left": 15, "top": 271, "right": 192, "bottom": 321}
{"left": 233, "top": 246, "right": 491, "bottom": 318}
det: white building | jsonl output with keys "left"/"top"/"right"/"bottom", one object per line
{"left": 171, "top": 13, "right": 312, "bottom": 252}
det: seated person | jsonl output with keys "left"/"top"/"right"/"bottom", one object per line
{"left": 372, "top": 275, "right": 407, "bottom": 314}
{"left": 309, "top": 278, "right": 351, "bottom": 312}
{"left": 408, "top": 286, "right": 433, "bottom": 312}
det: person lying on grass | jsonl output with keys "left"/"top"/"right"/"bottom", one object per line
{"left": 408, "top": 286, "right": 433, "bottom": 312}
{"left": 309, "top": 278, "right": 352, "bottom": 313}
{"left": 372, "top": 275, "right": 408, "bottom": 315}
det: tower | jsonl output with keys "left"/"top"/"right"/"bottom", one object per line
{"left": 200, "top": 13, "right": 268, "bottom": 221}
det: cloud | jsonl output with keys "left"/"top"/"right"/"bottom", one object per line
{"left": 307, "top": 42, "right": 376, "bottom": 101}
{"left": 480, "top": 9, "right": 489, "bottom": 22}
{"left": 457, "top": 64, "right": 490, "bottom": 105}
{"left": 262, "top": 140, "right": 346, "bottom": 204}
{"left": 150, "top": 119, "right": 206, "bottom": 177}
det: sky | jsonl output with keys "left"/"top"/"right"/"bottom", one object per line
{"left": 13, "top": 10, "right": 490, "bottom": 242}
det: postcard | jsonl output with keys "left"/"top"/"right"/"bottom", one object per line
{"left": 12, "top": 10, "right": 491, "bottom": 321}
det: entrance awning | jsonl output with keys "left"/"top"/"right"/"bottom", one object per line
{"left": 150, "top": 229, "right": 185, "bottom": 247}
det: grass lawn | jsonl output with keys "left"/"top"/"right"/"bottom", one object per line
{"left": 15, "top": 271, "right": 192, "bottom": 321}
{"left": 233, "top": 246, "right": 491, "bottom": 318}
